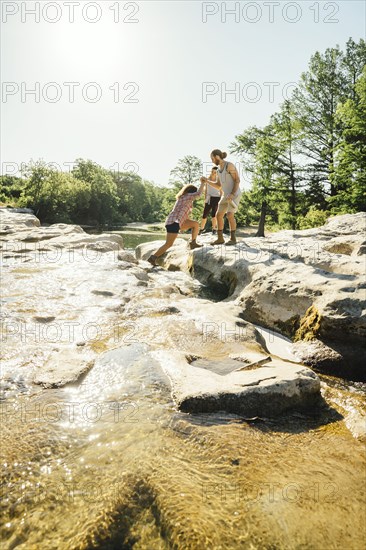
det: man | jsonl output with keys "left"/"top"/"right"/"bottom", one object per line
{"left": 201, "top": 149, "right": 242, "bottom": 245}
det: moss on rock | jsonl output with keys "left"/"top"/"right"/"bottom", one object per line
{"left": 294, "top": 305, "right": 322, "bottom": 342}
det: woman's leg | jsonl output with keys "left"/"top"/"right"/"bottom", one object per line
{"left": 181, "top": 219, "right": 199, "bottom": 240}
{"left": 154, "top": 232, "right": 179, "bottom": 257}
{"left": 181, "top": 219, "right": 202, "bottom": 249}
{"left": 211, "top": 199, "right": 219, "bottom": 230}
{"left": 200, "top": 202, "right": 211, "bottom": 231}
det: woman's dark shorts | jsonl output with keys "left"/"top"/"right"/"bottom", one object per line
{"left": 202, "top": 196, "right": 220, "bottom": 219}
{"left": 165, "top": 222, "right": 180, "bottom": 233}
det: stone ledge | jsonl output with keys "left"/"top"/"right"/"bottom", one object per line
{"left": 152, "top": 350, "right": 322, "bottom": 416}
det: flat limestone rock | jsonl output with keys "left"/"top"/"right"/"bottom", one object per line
{"left": 152, "top": 350, "right": 321, "bottom": 416}
{"left": 0, "top": 210, "right": 124, "bottom": 252}
{"left": 33, "top": 353, "right": 94, "bottom": 388}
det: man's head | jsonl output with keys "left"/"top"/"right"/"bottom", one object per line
{"left": 211, "top": 149, "right": 227, "bottom": 165}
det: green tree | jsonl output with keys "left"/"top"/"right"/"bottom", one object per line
{"left": 0, "top": 175, "right": 24, "bottom": 204}
{"left": 72, "top": 159, "right": 119, "bottom": 225}
{"left": 231, "top": 125, "right": 276, "bottom": 235}
{"left": 169, "top": 155, "right": 202, "bottom": 186}
{"left": 270, "top": 101, "right": 303, "bottom": 229}
{"left": 20, "top": 160, "right": 53, "bottom": 216}
{"left": 232, "top": 100, "right": 303, "bottom": 233}
{"left": 19, "top": 161, "right": 92, "bottom": 223}
{"left": 332, "top": 67, "right": 366, "bottom": 212}
{"left": 293, "top": 45, "right": 348, "bottom": 197}
{"left": 342, "top": 38, "right": 366, "bottom": 99}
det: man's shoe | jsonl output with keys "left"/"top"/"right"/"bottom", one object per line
{"left": 211, "top": 230, "right": 225, "bottom": 245}
{"left": 212, "top": 229, "right": 217, "bottom": 235}
{"left": 225, "top": 239, "right": 237, "bottom": 246}
{"left": 225, "top": 231, "right": 237, "bottom": 246}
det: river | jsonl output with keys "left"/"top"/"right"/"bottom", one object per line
{"left": 1, "top": 229, "right": 365, "bottom": 549}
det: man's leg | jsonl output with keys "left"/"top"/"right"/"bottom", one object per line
{"left": 227, "top": 212, "right": 236, "bottom": 231}
{"left": 216, "top": 210, "right": 225, "bottom": 231}
{"left": 211, "top": 206, "right": 226, "bottom": 245}
{"left": 225, "top": 211, "right": 237, "bottom": 245}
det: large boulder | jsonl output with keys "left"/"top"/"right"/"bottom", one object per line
{"left": 136, "top": 238, "right": 190, "bottom": 272}
{"left": 151, "top": 350, "right": 321, "bottom": 416}
{"left": 0, "top": 208, "right": 40, "bottom": 231}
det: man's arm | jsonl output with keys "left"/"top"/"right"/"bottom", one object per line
{"left": 227, "top": 162, "right": 240, "bottom": 195}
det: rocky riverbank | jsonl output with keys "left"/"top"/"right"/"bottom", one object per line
{"left": 0, "top": 207, "right": 325, "bottom": 415}
{"left": 136, "top": 212, "right": 366, "bottom": 381}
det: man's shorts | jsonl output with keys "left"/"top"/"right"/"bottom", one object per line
{"left": 218, "top": 193, "right": 242, "bottom": 214}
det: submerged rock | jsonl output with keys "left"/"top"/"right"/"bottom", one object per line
{"left": 33, "top": 354, "right": 95, "bottom": 388}
{"left": 152, "top": 350, "right": 321, "bottom": 416}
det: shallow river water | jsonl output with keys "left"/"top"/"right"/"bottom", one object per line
{"left": 1, "top": 239, "right": 365, "bottom": 550}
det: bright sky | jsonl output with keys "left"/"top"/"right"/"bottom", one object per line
{"left": 1, "top": 1, "right": 365, "bottom": 187}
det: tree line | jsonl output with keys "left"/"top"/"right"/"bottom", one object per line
{"left": 1, "top": 38, "right": 365, "bottom": 232}
{"left": 0, "top": 159, "right": 172, "bottom": 227}
{"left": 231, "top": 37, "right": 366, "bottom": 233}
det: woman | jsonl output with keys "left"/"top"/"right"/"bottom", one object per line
{"left": 148, "top": 180, "right": 206, "bottom": 267}
{"left": 199, "top": 166, "right": 222, "bottom": 235}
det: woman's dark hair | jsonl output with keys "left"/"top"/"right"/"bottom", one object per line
{"left": 176, "top": 184, "right": 198, "bottom": 199}
{"left": 211, "top": 149, "right": 227, "bottom": 159}
{"left": 212, "top": 166, "right": 218, "bottom": 170}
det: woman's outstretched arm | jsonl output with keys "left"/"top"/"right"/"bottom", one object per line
{"left": 200, "top": 175, "right": 221, "bottom": 190}
{"left": 186, "top": 180, "right": 206, "bottom": 198}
